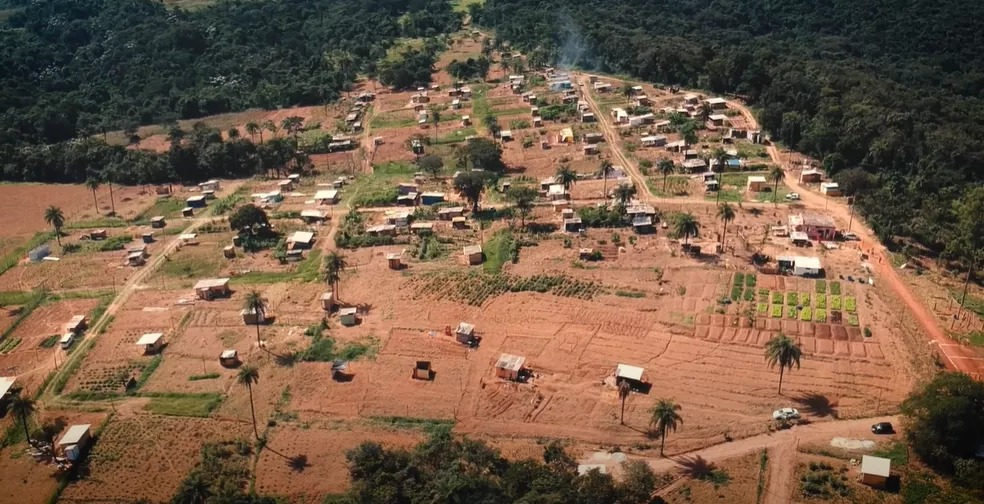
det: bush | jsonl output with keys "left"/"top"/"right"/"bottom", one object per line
{"left": 97, "top": 235, "right": 131, "bottom": 252}
{"left": 863, "top": 327, "right": 872, "bottom": 338}
{"left": 578, "top": 205, "right": 629, "bottom": 228}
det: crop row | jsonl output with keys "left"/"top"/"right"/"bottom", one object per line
{"left": 409, "top": 271, "right": 604, "bottom": 306}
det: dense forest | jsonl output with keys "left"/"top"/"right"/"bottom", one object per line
{"left": 0, "top": 0, "right": 457, "bottom": 181}
{"left": 473, "top": 0, "right": 984, "bottom": 260}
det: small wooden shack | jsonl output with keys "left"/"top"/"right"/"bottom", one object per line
{"left": 437, "top": 206, "right": 464, "bottom": 220}
{"left": 387, "top": 253, "right": 402, "bottom": 270}
{"left": 219, "top": 349, "right": 238, "bottom": 367}
{"left": 339, "top": 307, "right": 358, "bottom": 326}
{"left": 127, "top": 251, "right": 146, "bottom": 266}
{"left": 455, "top": 322, "right": 475, "bottom": 344}
{"left": 194, "top": 278, "right": 231, "bottom": 300}
{"left": 223, "top": 245, "right": 236, "bottom": 258}
{"left": 615, "top": 363, "right": 646, "bottom": 389}
{"left": 57, "top": 424, "right": 92, "bottom": 461}
{"left": 452, "top": 216, "right": 468, "bottom": 230}
{"left": 182, "top": 207, "right": 194, "bottom": 217}
{"left": 320, "top": 292, "right": 335, "bottom": 311}
{"left": 413, "top": 361, "right": 432, "bottom": 380}
{"left": 463, "top": 245, "right": 482, "bottom": 265}
{"left": 495, "top": 353, "right": 526, "bottom": 381}
{"left": 860, "top": 455, "right": 891, "bottom": 488}
{"left": 186, "top": 195, "right": 207, "bottom": 208}
{"left": 65, "top": 315, "right": 87, "bottom": 334}
{"left": 241, "top": 307, "right": 266, "bottom": 325}
{"left": 90, "top": 229, "right": 107, "bottom": 240}
{"left": 135, "top": 332, "right": 164, "bottom": 354}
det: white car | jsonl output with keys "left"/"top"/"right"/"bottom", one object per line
{"left": 773, "top": 407, "right": 800, "bottom": 420}
{"left": 785, "top": 192, "right": 801, "bottom": 201}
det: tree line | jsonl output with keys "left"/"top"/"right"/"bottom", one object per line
{"left": 0, "top": 0, "right": 459, "bottom": 182}
{"left": 472, "top": 0, "right": 984, "bottom": 267}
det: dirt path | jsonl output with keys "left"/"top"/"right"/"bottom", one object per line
{"left": 642, "top": 415, "right": 896, "bottom": 475}
{"left": 763, "top": 437, "right": 798, "bottom": 504}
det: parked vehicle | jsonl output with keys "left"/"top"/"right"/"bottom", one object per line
{"left": 773, "top": 407, "right": 800, "bottom": 420}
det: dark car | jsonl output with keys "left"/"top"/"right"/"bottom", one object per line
{"left": 871, "top": 422, "right": 894, "bottom": 434}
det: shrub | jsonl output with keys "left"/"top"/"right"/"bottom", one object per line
{"left": 863, "top": 327, "right": 872, "bottom": 338}
{"left": 562, "top": 237, "right": 572, "bottom": 248}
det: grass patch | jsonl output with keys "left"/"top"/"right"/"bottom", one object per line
{"left": 160, "top": 254, "right": 223, "bottom": 279}
{"left": 771, "top": 305, "right": 783, "bottom": 318}
{"left": 743, "top": 288, "right": 755, "bottom": 302}
{"left": 39, "top": 334, "right": 61, "bottom": 348}
{"left": 756, "top": 449, "right": 769, "bottom": 503}
{"left": 482, "top": 229, "right": 518, "bottom": 274}
{"left": 962, "top": 331, "right": 984, "bottom": 347}
{"left": 369, "top": 416, "right": 454, "bottom": 433}
{"left": 373, "top": 161, "right": 417, "bottom": 176}
{"left": 872, "top": 441, "right": 908, "bottom": 466}
{"left": 697, "top": 468, "right": 731, "bottom": 488}
{"left": 188, "top": 373, "right": 221, "bottom": 381}
{"left": 231, "top": 249, "right": 322, "bottom": 284}
{"left": 844, "top": 296, "right": 857, "bottom": 312}
{"left": 615, "top": 290, "right": 646, "bottom": 298}
{"left": 51, "top": 339, "right": 94, "bottom": 394}
{"left": 950, "top": 288, "right": 984, "bottom": 318}
{"left": 135, "top": 355, "right": 163, "bottom": 388}
{"left": 64, "top": 217, "right": 128, "bottom": 230}
{"left": 830, "top": 281, "right": 841, "bottom": 295}
{"left": 0, "top": 337, "right": 21, "bottom": 353}
{"left": 143, "top": 393, "right": 223, "bottom": 417}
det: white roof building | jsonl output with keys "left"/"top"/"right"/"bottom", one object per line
{"left": 861, "top": 455, "right": 891, "bottom": 478}
{"left": 0, "top": 377, "right": 15, "bottom": 398}
{"left": 58, "top": 424, "right": 92, "bottom": 447}
{"left": 136, "top": 333, "right": 164, "bottom": 346}
{"left": 314, "top": 189, "right": 339, "bottom": 201}
{"left": 496, "top": 353, "right": 526, "bottom": 372}
{"left": 616, "top": 364, "right": 645, "bottom": 382}
{"left": 193, "top": 278, "right": 230, "bottom": 290}
{"left": 288, "top": 231, "right": 315, "bottom": 245}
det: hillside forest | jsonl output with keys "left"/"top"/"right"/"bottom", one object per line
{"left": 474, "top": 0, "right": 984, "bottom": 264}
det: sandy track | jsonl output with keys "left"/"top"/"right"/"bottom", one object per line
{"left": 642, "top": 415, "right": 896, "bottom": 474}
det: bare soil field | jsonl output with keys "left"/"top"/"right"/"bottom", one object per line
{"left": 0, "top": 410, "right": 108, "bottom": 504}
{"left": 59, "top": 416, "right": 251, "bottom": 504}
{"left": 662, "top": 451, "right": 762, "bottom": 504}
{"left": 0, "top": 299, "right": 100, "bottom": 394}
{"left": 0, "top": 184, "right": 156, "bottom": 239}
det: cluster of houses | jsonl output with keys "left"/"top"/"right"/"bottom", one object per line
{"left": 345, "top": 92, "right": 375, "bottom": 132}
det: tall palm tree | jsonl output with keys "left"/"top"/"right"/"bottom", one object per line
{"left": 8, "top": 395, "right": 36, "bottom": 445}
{"left": 612, "top": 183, "right": 637, "bottom": 212}
{"left": 430, "top": 107, "right": 442, "bottom": 140}
{"left": 43, "top": 206, "right": 65, "bottom": 245}
{"left": 599, "top": 159, "right": 614, "bottom": 200}
{"left": 673, "top": 212, "right": 700, "bottom": 245}
{"left": 237, "top": 365, "right": 260, "bottom": 439}
{"left": 769, "top": 166, "right": 786, "bottom": 204}
{"left": 245, "top": 121, "right": 260, "bottom": 143}
{"left": 85, "top": 178, "right": 101, "bottom": 214}
{"left": 649, "top": 399, "right": 683, "bottom": 456}
{"left": 324, "top": 251, "right": 348, "bottom": 301}
{"left": 242, "top": 290, "right": 267, "bottom": 347}
{"left": 657, "top": 159, "right": 675, "bottom": 192}
{"left": 717, "top": 202, "right": 736, "bottom": 246}
{"left": 263, "top": 120, "right": 279, "bottom": 139}
{"left": 555, "top": 164, "right": 578, "bottom": 192}
{"left": 617, "top": 380, "right": 631, "bottom": 425}
{"left": 764, "top": 333, "right": 802, "bottom": 394}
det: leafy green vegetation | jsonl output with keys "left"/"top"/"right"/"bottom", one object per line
{"left": 772, "top": 292, "right": 783, "bottom": 304}
{"left": 482, "top": 230, "right": 519, "bottom": 274}
{"left": 231, "top": 250, "right": 322, "bottom": 284}
{"left": 815, "top": 280, "right": 826, "bottom": 294}
{"left": 771, "top": 305, "right": 782, "bottom": 318}
{"left": 786, "top": 292, "right": 798, "bottom": 306}
{"left": 407, "top": 270, "right": 604, "bottom": 306}
{"left": 143, "top": 393, "right": 223, "bottom": 417}
{"left": 615, "top": 290, "right": 646, "bottom": 298}
{"left": 188, "top": 373, "right": 220, "bottom": 381}
{"left": 844, "top": 296, "right": 857, "bottom": 312}
{"left": 830, "top": 295, "right": 842, "bottom": 310}
{"left": 800, "top": 462, "right": 850, "bottom": 499}
{"left": 830, "top": 282, "right": 842, "bottom": 295}
{"left": 475, "top": 0, "right": 984, "bottom": 252}
{"left": 757, "top": 303, "right": 768, "bottom": 314}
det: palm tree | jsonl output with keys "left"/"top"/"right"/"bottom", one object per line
{"left": 281, "top": 116, "right": 304, "bottom": 139}
{"left": 612, "top": 183, "right": 637, "bottom": 212}
{"left": 263, "top": 120, "right": 279, "bottom": 139}
{"left": 657, "top": 159, "right": 675, "bottom": 192}
{"left": 430, "top": 107, "right": 442, "bottom": 140}
{"left": 242, "top": 290, "right": 267, "bottom": 347}
{"left": 769, "top": 166, "right": 786, "bottom": 204}
{"left": 717, "top": 203, "right": 736, "bottom": 245}
{"left": 8, "top": 395, "right": 36, "bottom": 445}
{"left": 245, "top": 121, "right": 260, "bottom": 143}
{"left": 555, "top": 164, "right": 578, "bottom": 192}
{"left": 599, "top": 159, "right": 614, "bottom": 200}
{"left": 649, "top": 399, "right": 683, "bottom": 456}
{"left": 237, "top": 365, "right": 260, "bottom": 439}
{"left": 673, "top": 212, "right": 700, "bottom": 246}
{"left": 764, "top": 333, "right": 802, "bottom": 394}
{"left": 324, "top": 251, "right": 348, "bottom": 301}
{"left": 227, "top": 127, "right": 240, "bottom": 139}
{"left": 85, "top": 178, "right": 101, "bottom": 214}
{"left": 43, "top": 206, "right": 65, "bottom": 245}
{"left": 617, "top": 380, "right": 631, "bottom": 425}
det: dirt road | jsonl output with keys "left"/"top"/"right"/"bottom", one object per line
{"left": 642, "top": 414, "right": 896, "bottom": 474}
